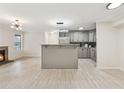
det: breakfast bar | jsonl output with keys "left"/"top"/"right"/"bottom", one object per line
{"left": 41, "top": 44, "right": 79, "bottom": 69}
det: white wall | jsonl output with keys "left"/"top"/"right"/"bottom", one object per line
{"left": 45, "top": 31, "right": 59, "bottom": 44}
{"left": 0, "top": 25, "right": 24, "bottom": 60}
{"left": 0, "top": 25, "right": 45, "bottom": 58}
{"left": 119, "top": 27, "right": 124, "bottom": 70}
{"left": 96, "top": 22, "right": 120, "bottom": 69}
{"left": 24, "top": 32, "right": 44, "bottom": 57}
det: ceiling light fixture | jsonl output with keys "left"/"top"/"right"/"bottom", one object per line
{"left": 79, "top": 27, "right": 84, "bottom": 30}
{"left": 56, "top": 22, "right": 68, "bottom": 32}
{"left": 10, "top": 19, "right": 22, "bottom": 31}
{"left": 57, "top": 22, "right": 64, "bottom": 30}
{"left": 106, "top": 3, "right": 123, "bottom": 10}
{"left": 56, "top": 22, "right": 64, "bottom": 24}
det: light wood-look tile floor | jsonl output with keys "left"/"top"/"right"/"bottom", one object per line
{"left": 0, "top": 57, "right": 124, "bottom": 89}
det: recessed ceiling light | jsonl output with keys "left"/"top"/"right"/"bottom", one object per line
{"left": 106, "top": 3, "right": 123, "bottom": 10}
{"left": 79, "top": 27, "right": 84, "bottom": 30}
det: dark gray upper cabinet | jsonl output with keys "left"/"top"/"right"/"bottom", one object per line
{"left": 69, "top": 31, "right": 74, "bottom": 42}
{"left": 83, "top": 31, "right": 89, "bottom": 42}
{"left": 69, "top": 31, "right": 89, "bottom": 42}
{"left": 89, "top": 31, "right": 93, "bottom": 42}
{"left": 69, "top": 29, "right": 96, "bottom": 43}
{"left": 78, "top": 32, "right": 83, "bottom": 42}
{"left": 89, "top": 30, "right": 96, "bottom": 42}
{"left": 93, "top": 31, "right": 96, "bottom": 42}
{"left": 73, "top": 31, "right": 79, "bottom": 42}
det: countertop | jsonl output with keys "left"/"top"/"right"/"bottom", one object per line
{"left": 41, "top": 44, "right": 79, "bottom": 46}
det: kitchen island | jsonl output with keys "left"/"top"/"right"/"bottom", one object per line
{"left": 41, "top": 44, "right": 79, "bottom": 69}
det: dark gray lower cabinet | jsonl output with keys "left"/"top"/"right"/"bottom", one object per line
{"left": 78, "top": 47, "right": 89, "bottom": 58}
{"left": 90, "top": 48, "right": 96, "bottom": 61}
{"left": 78, "top": 48, "right": 83, "bottom": 58}
{"left": 78, "top": 47, "right": 96, "bottom": 61}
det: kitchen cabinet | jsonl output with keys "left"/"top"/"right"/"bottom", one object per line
{"left": 78, "top": 48, "right": 83, "bottom": 58}
{"left": 69, "top": 31, "right": 78, "bottom": 42}
{"left": 69, "top": 32, "right": 74, "bottom": 42}
{"left": 82, "top": 48, "right": 89, "bottom": 58}
{"left": 69, "top": 31, "right": 89, "bottom": 42}
{"left": 93, "top": 31, "right": 96, "bottom": 42}
{"left": 78, "top": 47, "right": 89, "bottom": 58}
{"left": 69, "top": 30, "right": 96, "bottom": 43}
{"left": 89, "top": 31, "right": 94, "bottom": 42}
{"left": 69, "top": 30, "right": 96, "bottom": 61}
{"left": 78, "top": 47, "right": 96, "bottom": 61}
{"left": 73, "top": 32, "right": 79, "bottom": 42}
{"left": 78, "top": 32, "right": 83, "bottom": 42}
{"left": 83, "top": 31, "right": 89, "bottom": 42}
{"left": 90, "top": 48, "right": 96, "bottom": 61}
{"left": 89, "top": 30, "right": 96, "bottom": 42}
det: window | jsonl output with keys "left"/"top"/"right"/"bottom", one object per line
{"left": 14, "top": 34, "right": 22, "bottom": 51}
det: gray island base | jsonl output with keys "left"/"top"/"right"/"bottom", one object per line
{"left": 41, "top": 44, "right": 79, "bottom": 69}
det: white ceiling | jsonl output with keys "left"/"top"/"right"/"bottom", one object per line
{"left": 0, "top": 3, "right": 124, "bottom": 32}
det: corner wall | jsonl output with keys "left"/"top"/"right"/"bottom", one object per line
{"left": 119, "top": 27, "right": 124, "bottom": 70}
{"left": 24, "top": 32, "right": 44, "bottom": 57}
{"left": 96, "top": 22, "right": 120, "bottom": 69}
{"left": 0, "top": 25, "right": 24, "bottom": 60}
{"left": 44, "top": 31, "right": 59, "bottom": 44}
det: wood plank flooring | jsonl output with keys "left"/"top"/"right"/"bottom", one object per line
{"left": 0, "top": 57, "right": 124, "bottom": 89}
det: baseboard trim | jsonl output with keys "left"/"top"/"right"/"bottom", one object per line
{"left": 23, "top": 56, "right": 40, "bottom": 58}
{"left": 96, "top": 66, "right": 120, "bottom": 70}
{"left": 14, "top": 56, "right": 25, "bottom": 61}
{"left": 14, "top": 56, "right": 40, "bottom": 61}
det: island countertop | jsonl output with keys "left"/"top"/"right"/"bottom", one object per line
{"left": 41, "top": 44, "right": 80, "bottom": 47}
{"left": 41, "top": 44, "right": 79, "bottom": 69}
